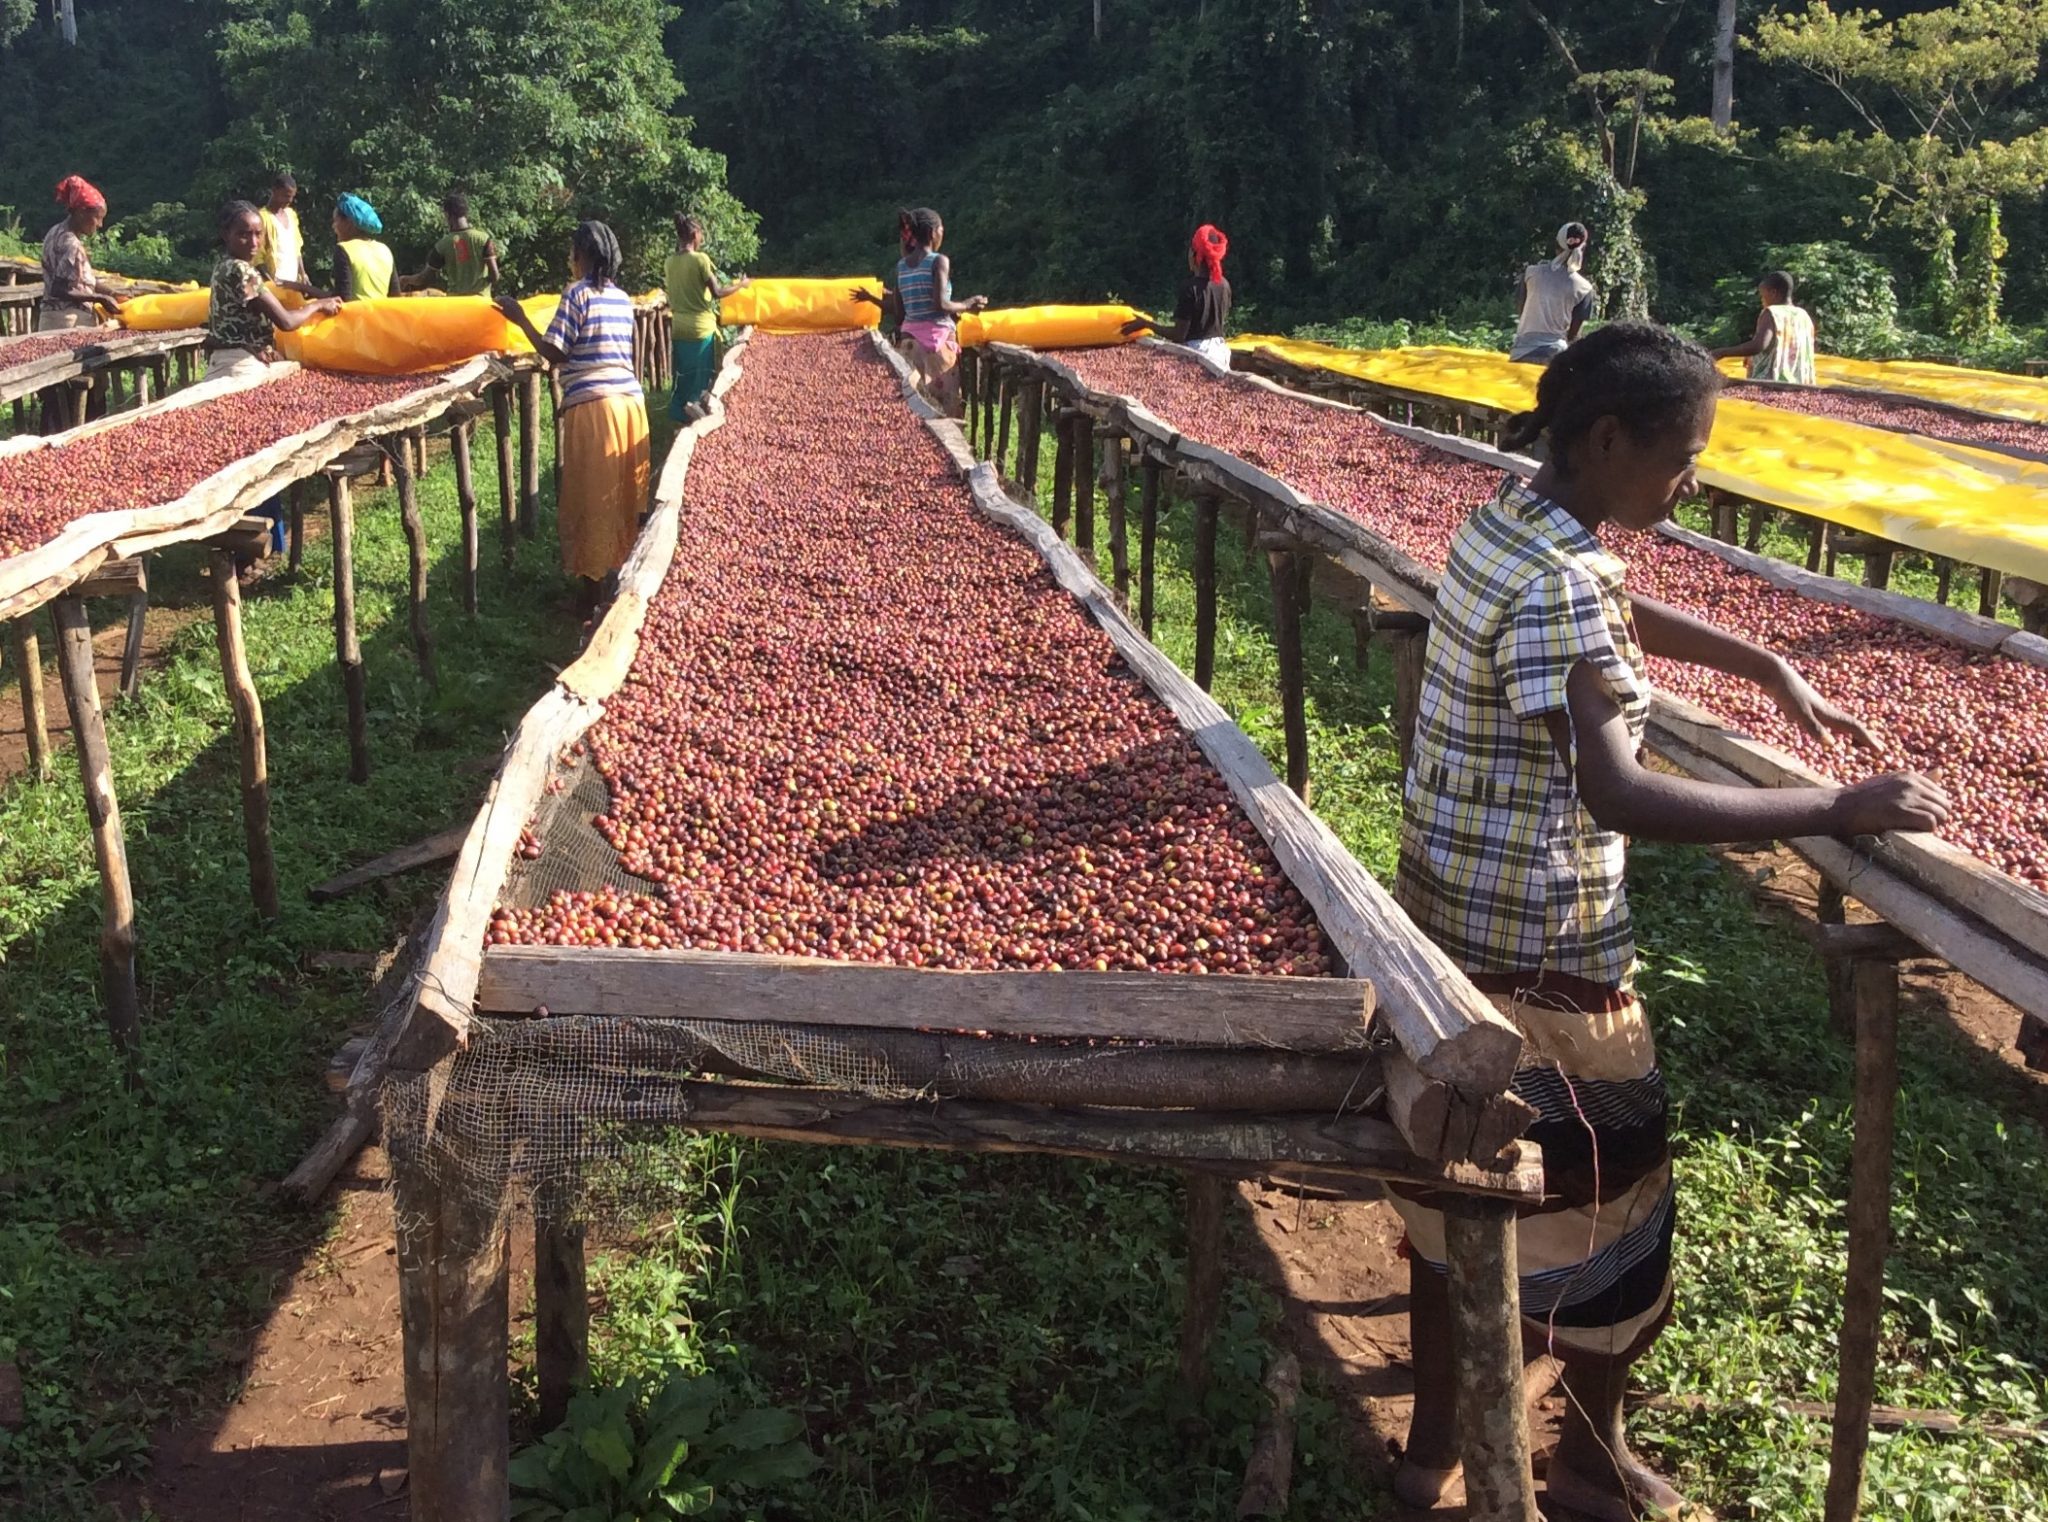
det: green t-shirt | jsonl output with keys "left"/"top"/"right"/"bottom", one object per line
{"left": 433, "top": 227, "right": 496, "bottom": 297}
{"left": 665, "top": 249, "right": 719, "bottom": 341}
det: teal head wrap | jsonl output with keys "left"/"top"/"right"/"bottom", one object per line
{"left": 336, "top": 193, "right": 383, "bottom": 236}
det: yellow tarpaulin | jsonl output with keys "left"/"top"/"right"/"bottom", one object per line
{"left": 1713, "top": 353, "right": 2048, "bottom": 425}
{"left": 275, "top": 294, "right": 553, "bottom": 374}
{"left": 715, "top": 277, "right": 882, "bottom": 334}
{"left": 959, "top": 304, "right": 1143, "bottom": 350}
{"left": 1233, "top": 336, "right": 2048, "bottom": 584}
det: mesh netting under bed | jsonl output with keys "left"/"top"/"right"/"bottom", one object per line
{"left": 384, "top": 750, "right": 1386, "bottom": 1224}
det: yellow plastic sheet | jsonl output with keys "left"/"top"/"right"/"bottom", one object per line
{"left": 117, "top": 283, "right": 309, "bottom": 332}
{"left": 1233, "top": 336, "right": 2048, "bottom": 583}
{"left": 715, "top": 277, "right": 881, "bottom": 334}
{"left": 959, "top": 304, "right": 1143, "bottom": 351}
{"left": 274, "top": 294, "right": 554, "bottom": 374}
{"left": 1714, "top": 353, "right": 2048, "bottom": 425}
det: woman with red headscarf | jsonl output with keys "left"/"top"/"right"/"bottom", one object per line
{"left": 39, "top": 175, "right": 121, "bottom": 331}
{"left": 1123, "top": 223, "right": 1233, "bottom": 369}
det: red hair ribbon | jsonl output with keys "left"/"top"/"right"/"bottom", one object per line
{"left": 54, "top": 175, "right": 106, "bottom": 215}
{"left": 1191, "top": 223, "right": 1227, "bottom": 283}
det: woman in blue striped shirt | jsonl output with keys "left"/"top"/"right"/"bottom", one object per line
{"left": 497, "top": 221, "right": 651, "bottom": 617}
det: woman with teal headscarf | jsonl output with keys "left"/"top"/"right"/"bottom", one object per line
{"left": 294, "top": 192, "right": 397, "bottom": 302}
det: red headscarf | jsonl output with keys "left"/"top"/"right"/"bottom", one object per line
{"left": 1191, "top": 223, "right": 1228, "bottom": 283}
{"left": 54, "top": 175, "right": 106, "bottom": 215}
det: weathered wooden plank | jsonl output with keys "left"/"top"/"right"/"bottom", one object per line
{"left": 309, "top": 824, "right": 470, "bottom": 902}
{"left": 477, "top": 945, "right": 1374, "bottom": 1052}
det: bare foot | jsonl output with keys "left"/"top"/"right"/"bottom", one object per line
{"left": 1545, "top": 1444, "right": 1689, "bottom": 1521}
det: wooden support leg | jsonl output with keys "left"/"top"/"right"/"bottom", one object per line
{"left": 549, "top": 373, "right": 564, "bottom": 506}
{"left": 1051, "top": 412, "right": 1073, "bottom": 540}
{"left": 118, "top": 568, "right": 148, "bottom": 702}
{"left": 1709, "top": 492, "right": 1739, "bottom": 545}
{"left": 1824, "top": 957, "right": 1901, "bottom": 1522}
{"left": 1138, "top": 457, "right": 1161, "bottom": 637}
{"left": 1864, "top": 543, "right": 1895, "bottom": 591}
{"left": 453, "top": 421, "right": 479, "bottom": 617}
{"left": 1979, "top": 566, "right": 2003, "bottom": 620}
{"left": 1935, "top": 558, "right": 1955, "bottom": 607}
{"left": 1073, "top": 416, "right": 1096, "bottom": 555}
{"left": 1106, "top": 438, "right": 1131, "bottom": 606}
{"left": 392, "top": 442, "right": 440, "bottom": 690}
{"left": 492, "top": 384, "right": 516, "bottom": 564}
{"left": 1390, "top": 628, "right": 1427, "bottom": 771}
{"left": 518, "top": 371, "right": 541, "bottom": 539}
{"left": 327, "top": 474, "right": 371, "bottom": 784}
{"left": 1818, "top": 879, "right": 1853, "bottom": 1039}
{"left": 1267, "top": 548, "right": 1312, "bottom": 802}
{"left": 396, "top": 1154, "right": 509, "bottom": 1522}
{"left": 9, "top": 616, "right": 52, "bottom": 781}
{"left": 53, "top": 597, "right": 142, "bottom": 1061}
{"left": 286, "top": 480, "right": 306, "bottom": 574}
{"left": 1442, "top": 1195, "right": 1539, "bottom": 1522}
{"left": 208, "top": 549, "right": 280, "bottom": 920}
{"left": 1177, "top": 1173, "right": 1227, "bottom": 1403}
{"left": 1194, "top": 495, "right": 1219, "bottom": 692}
{"left": 1807, "top": 517, "right": 1828, "bottom": 574}
{"left": 1746, "top": 503, "right": 1768, "bottom": 552}
{"left": 980, "top": 357, "right": 996, "bottom": 457}
{"left": 134, "top": 363, "right": 153, "bottom": 406}
{"left": 995, "top": 372, "right": 1013, "bottom": 478}
{"left": 535, "top": 1220, "right": 590, "bottom": 1432}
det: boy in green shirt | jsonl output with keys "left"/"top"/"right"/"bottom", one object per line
{"left": 664, "top": 213, "right": 748, "bottom": 421}
{"left": 401, "top": 192, "right": 501, "bottom": 298}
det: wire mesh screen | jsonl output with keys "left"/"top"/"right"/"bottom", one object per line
{"left": 502, "top": 750, "right": 649, "bottom": 909}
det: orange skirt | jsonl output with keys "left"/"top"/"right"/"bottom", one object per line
{"left": 557, "top": 394, "right": 650, "bottom": 581}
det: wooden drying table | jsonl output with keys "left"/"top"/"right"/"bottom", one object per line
{"left": 371, "top": 331, "right": 1549, "bottom": 1522}
{"left": 979, "top": 338, "right": 2048, "bottom": 1522}
{"left": 1229, "top": 343, "right": 2034, "bottom": 623}
{"left": 0, "top": 355, "right": 528, "bottom": 1068}
{"left": 1, "top": 325, "right": 208, "bottom": 435}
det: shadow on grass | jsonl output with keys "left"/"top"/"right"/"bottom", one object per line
{"left": 0, "top": 396, "right": 605, "bottom": 1519}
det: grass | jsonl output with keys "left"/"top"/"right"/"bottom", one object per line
{"left": 5, "top": 386, "right": 2045, "bottom": 1521}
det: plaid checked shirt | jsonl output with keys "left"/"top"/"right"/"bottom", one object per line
{"left": 1394, "top": 477, "right": 1649, "bottom": 990}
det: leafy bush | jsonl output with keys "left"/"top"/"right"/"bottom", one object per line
{"left": 1713, "top": 240, "right": 1902, "bottom": 353}
{"left": 510, "top": 1369, "right": 816, "bottom": 1521}
{"left": 1289, "top": 314, "right": 1517, "bottom": 353}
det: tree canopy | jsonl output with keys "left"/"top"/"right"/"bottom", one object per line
{"left": 1, "top": 0, "right": 2043, "bottom": 355}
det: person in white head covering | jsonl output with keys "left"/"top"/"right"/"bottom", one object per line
{"left": 1509, "top": 221, "right": 1597, "bottom": 365}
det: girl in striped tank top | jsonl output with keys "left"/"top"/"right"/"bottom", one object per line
{"left": 496, "top": 221, "right": 652, "bottom": 618}
{"left": 857, "top": 207, "right": 988, "bottom": 416}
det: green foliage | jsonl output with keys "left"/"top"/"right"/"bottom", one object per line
{"left": 1922, "top": 223, "right": 1962, "bottom": 336}
{"left": 509, "top": 1369, "right": 816, "bottom": 1521}
{"left": 1956, "top": 199, "right": 2008, "bottom": 342}
{"left": 200, "top": 0, "right": 755, "bottom": 289}
{"left": 1, "top": 0, "right": 35, "bottom": 47}
{"left": 1750, "top": 0, "right": 2048, "bottom": 233}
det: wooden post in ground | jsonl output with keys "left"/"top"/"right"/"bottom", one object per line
{"left": 1193, "top": 494, "right": 1219, "bottom": 692}
{"left": 52, "top": 596, "right": 142, "bottom": 1061}
{"left": 391, "top": 440, "right": 441, "bottom": 691}
{"left": 118, "top": 563, "right": 149, "bottom": 702}
{"left": 452, "top": 421, "right": 479, "bottom": 617}
{"left": 1864, "top": 541, "right": 1895, "bottom": 591}
{"left": 327, "top": 472, "right": 371, "bottom": 783}
{"left": 1824, "top": 949, "right": 1904, "bottom": 1522}
{"left": 1979, "top": 567, "right": 2003, "bottom": 620}
{"left": 1177, "top": 1173, "right": 1228, "bottom": 1402}
{"left": 1266, "top": 546, "right": 1312, "bottom": 802}
{"left": 1934, "top": 558, "right": 1955, "bottom": 607}
{"left": 518, "top": 371, "right": 542, "bottom": 539}
{"left": 396, "top": 1154, "right": 510, "bottom": 1522}
{"left": 1017, "top": 382, "right": 1042, "bottom": 498}
{"left": 1746, "top": 504, "right": 1769, "bottom": 552}
{"left": 1380, "top": 609, "right": 1430, "bottom": 771}
{"left": 286, "top": 480, "right": 306, "bottom": 574}
{"left": 1073, "top": 415, "right": 1096, "bottom": 555}
{"left": 980, "top": 355, "right": 996, "bottom": 457}
{"left": 1442, "top": 1194, "right": 1539, "bottom": 1522}
{"left": 994, "top": 369, "right": 1013, "bottom": 478}
{"left": 1138, "top": 456, "right": 1161, "bottom": 637}
{"left": 208, "top": 547, "right": 280, "bottom": 920}
{"left": 1806, "top": 517, "right": 1828, "bottom": 574}
{"left": 10, "top": 617, "right": 52, "bottom": 781}
{"left": 492, "top": 383, "right": 516, "bottom": 564}
{"left": 1106, "top": 436, "right": 1131, "bottom": 606}
{"left": 1051, "top": 411, "right": 1074, "bottom": 540}
{"left": 1708, "top": 490, "right": 1739, "bottom": 545}
{"left": 535, "top": 1219, "right": 591, "bottom": 1431}
{"left": 549, "top": 373, "right": 564, "bottom": 506}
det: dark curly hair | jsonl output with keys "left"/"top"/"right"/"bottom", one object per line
{"left": 1500, "top": 322, "right": 1720, "bottom": 472}
{"left": 571, "top": 219, "right": 624, "bottom": 289}
{"left": 898, "top": 207, "right": 942, "bottom": 252}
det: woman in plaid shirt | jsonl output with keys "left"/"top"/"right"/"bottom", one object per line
{"left": 1390, "top": 324, "right": 1950, "bottom": 1520}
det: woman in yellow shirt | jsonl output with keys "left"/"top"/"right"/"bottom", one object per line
{"left": 663, "top": 213, "right": 748, "bottom": 422}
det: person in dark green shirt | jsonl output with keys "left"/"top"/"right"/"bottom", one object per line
{"left": 663, "top": 212, "right": 748, "bottom": 421}
{"left": 401, "top": 192, "right": 501, "bottom": 298}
